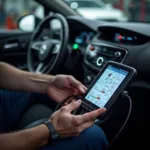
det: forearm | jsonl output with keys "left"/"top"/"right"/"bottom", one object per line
{"left": 0, "top": 62, "right": 53, "bottom": 93}
{"left": 0, "top": 125, "right": 50, "bottom": 150}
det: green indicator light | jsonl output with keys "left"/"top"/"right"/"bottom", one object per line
{"left": 73, "top": 43, "right": 79, "bottom": 50}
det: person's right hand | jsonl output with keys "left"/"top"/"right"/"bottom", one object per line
{"left": 50, "top": 100, "right": 106, "bottom": 138}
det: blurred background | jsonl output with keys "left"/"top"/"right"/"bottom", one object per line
{"left": 0, "top": 0, "right": 43, "bottom": 30}
{"left": 0, "top": 0, "right": 150, "bottom": 30}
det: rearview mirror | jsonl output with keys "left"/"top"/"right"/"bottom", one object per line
{"left": 18, "top": 14, "right": 41, "bottom": 32}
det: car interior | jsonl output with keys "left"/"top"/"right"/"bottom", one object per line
{"left": 0, "top": 0, "right": 150, "bottom": 149}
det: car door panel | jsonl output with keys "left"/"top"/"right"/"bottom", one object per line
{"left": 0, "top": 30, "right": 32, "bottom": 70}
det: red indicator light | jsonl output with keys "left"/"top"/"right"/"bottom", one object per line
{"left": 90, "top": 46, "right": 95, "bottom": 51}
{"left": 118, "top": 35, "right": 123, "bottom": 40}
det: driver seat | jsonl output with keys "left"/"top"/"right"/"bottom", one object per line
{"left": 17, "top": 103, "right": 53, "bottom": 129}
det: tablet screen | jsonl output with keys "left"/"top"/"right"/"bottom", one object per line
{"left": 85, "top": 65, "right": 129, "bottom": 108}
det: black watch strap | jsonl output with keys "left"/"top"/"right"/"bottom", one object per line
{"left": 44, "top": 120, "right": 60, "bottom": 144}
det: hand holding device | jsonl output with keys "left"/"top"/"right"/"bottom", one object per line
{"left": 50, "top": 100, "right": 106, "bottom": 138}
{"left": 47, "top": 75, "right": 87, "bottom": 103}
{"left": 55, "top": 61, "right": 136, "bottom": 122}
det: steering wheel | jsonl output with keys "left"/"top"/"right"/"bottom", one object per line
{"left": 27, "top": 13, "right": 69, "bottom": 74}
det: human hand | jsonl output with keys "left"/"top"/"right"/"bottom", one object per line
{"left": 50, "top": 100, "right": 106, "bottom": 138}
{"left": 47, "top": 75, "right": 87, "bottom": 103}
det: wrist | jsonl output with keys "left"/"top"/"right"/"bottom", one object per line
{"left": 37, "top": 124, "right": 51, "bottom": 147}
{"left": 45, "top": 76, "right": 55, "bottom": 94}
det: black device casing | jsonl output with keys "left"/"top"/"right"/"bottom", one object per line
{"left": 81, "top": 61, "right": 137, "bottom": 119}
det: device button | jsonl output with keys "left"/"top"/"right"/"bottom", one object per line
{"left": 96, "top": 57, "right": 104, "bottom": 66}
{"left": 82, "top": 104, "right": 89, "bottom": 111}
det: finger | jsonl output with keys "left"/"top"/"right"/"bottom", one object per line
{"left": 64, "top": 97, "right": 76, "bottom": 104}
{"left": 72, "top": 89, "right": 78, "bottom": 95}
{"left": 68, "top": 76, "right": 86, "bottom": 94}
{"left": 77, "top": 85, "right": 86, "bottom": 94}
{"left": 64, "top": 99, "right": 76, "bottom": 106}
{"left": 72, "top": 108, "right": 106, "bottom": 125}
{"left": 81, "top": 108, "right": 106, "bottom": 121}
{"left": 83, "top": 86, "right": 87, "bottom": 91}
{"left": 65, "top": 100, "right": 82, "bottom": 112}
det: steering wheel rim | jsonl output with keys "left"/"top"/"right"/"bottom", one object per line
{"left": 27, "top": 13, "right": 69, "bottom": 74}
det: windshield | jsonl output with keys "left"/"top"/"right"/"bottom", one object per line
{"left": 0, "top": 0, "right": 150, "bottom": 31}
{"left": 63, "top": 0, "right": 150, "bottom": 22}
{"left": 65, "top": 0, "right": 105, "bottom": 8}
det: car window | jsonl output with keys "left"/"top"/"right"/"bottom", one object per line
{"left": 63, "top": 0, "right": 150, "bottom": 23}
{"left": 0, "top": 0, "right": 44, "bottom": 30}
{"left": 65, "top": 1, "right": 104, "bottom": 8}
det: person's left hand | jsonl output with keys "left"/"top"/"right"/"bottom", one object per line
{"left": 47, "top": 75, "right": 87, "bottom": 103}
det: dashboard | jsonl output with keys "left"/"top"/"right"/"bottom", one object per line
{"left": 74, "top": 31, "right": 95, "bottom": 47}
{"left": 66, "top": 16, "right": 150, "bottom": 85}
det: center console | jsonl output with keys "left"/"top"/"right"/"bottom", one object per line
{"left": 84, "top": 42, "right": 128, "bottom": 85}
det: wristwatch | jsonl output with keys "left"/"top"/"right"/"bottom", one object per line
{"left": 44, "top": 120, "right": 60, "bottom": 144}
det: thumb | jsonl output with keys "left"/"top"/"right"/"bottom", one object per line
{"left": 66, "top": 100, "right": 82, "bottom": 112}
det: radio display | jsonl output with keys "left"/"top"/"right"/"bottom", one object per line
{"left": 114, "top": 33, "right": 137, "bottom": 44}
{"left": 98, "top": 29, "right": 149, "bottom": 45}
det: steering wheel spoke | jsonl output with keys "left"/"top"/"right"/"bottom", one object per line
{"left": 35, "top": 62, "right": 44, "bottom": 73}
{"left": 35, "top": 61, "right": 53, "bottom": 74}
{"left": 52, "top": 43, "right": 61, "bottom": 55}
{"left": 31, "top": 41, "right": 43, "bottom": 51}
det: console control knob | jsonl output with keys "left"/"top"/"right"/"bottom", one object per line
{"left": 96, "top": 57, "right": 104, "bottom": 66}
{"left": 115, "top": 51, "right": 122, "bottom": 58}
{"left": 85, "top": 75, "right": 93, "bottom": 84}
{"left": 89, "top": 51, "right": 97, "bottom": 57}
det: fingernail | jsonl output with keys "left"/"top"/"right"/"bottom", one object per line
{"left": 102, "top": 108, "right": 106, "bottom": 112}
{"left": 80, "top": 87, "right": 85, "bottom": 93}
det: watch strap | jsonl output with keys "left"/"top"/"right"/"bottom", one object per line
{"left": 44, "top": 120, "right": 60, "bottom": 144}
